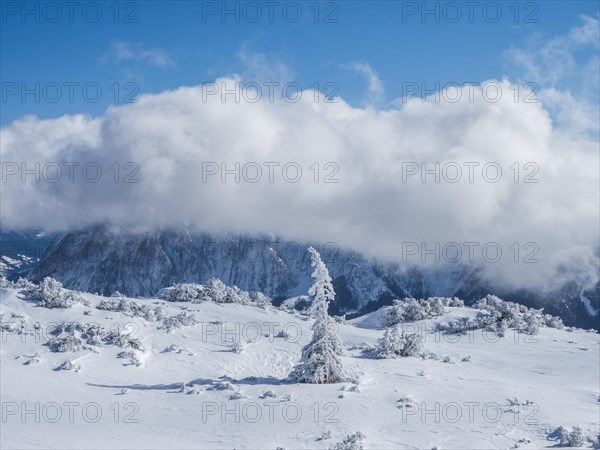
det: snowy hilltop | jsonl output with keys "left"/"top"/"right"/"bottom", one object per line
{"left": 1, "top": 257, "right": 598, "bottom": 448}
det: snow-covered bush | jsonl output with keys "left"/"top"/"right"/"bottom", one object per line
{"left": 259, "top": 390, "right": 277, "bottom": 399}
{"left": 159, "top": 279, "right": 271, "bottom": 306}
{"left": 316, "top": 431, "right": 332, "bottom": 441}
{"left": 332, "top": 431, "right": 366, "bottom": 450}
{"left": 444, "top": 297, "right": 465, "bottom": 307}
{"left": 0, "top": 276, "right": 36, "bottom": 290}
{"left": 47, "top": 322, "right": 142, "bottom": 352}
{"left": 117, "top": 351, "right": 141, "bottom": 367}
{"left": 104, "top": 330, "right": 143, "bottom": 350}
{"left": 77, "top": 323, "right": 105, "bottom": 346}
{"left": 374, "top": 326, "right": 423, "bottom": 359}
{"left": 159, "top": 283, "right": 206, "bottom": 302}
{"left": 436, "top": 295, "right": 566, "bottom": 336}
{"left": 162, "top": 344, "right": 193, "bottom": 354}
{"left": 23, "top": 355, "right": 39, "bottom": 366}
{"left": 0, "top": 275, "right": 10, "bottom": 289}
{"left": 34, "top": 277, "right": 89, "bottom": 308}
{"left": 385, "top": 297, "right": 448, "bottom": 326}
{"left": 250, "top": 291, "right": 272, "bottom": 307}
{"left": 47, "top": 335, "right": 84, "bottom": 352}
{"left": 475, "top": 294, "right": 564, "bottom": 331}
{"left": 555, "top": 426, "right": 588, "bottom": 447}
{"left": 160, "top": 312, "right": 199, "bottom": 333}
{"left": 204, "top": 278, "right": 251, "bottom": 304}
{"left": 209, "top": 381, "right": 235, "bottom": 391}
{"left": 231, "top": 340, "right": 245, "bottom": 354}
{"left": 97, "top": 298, "right": 165, "bottom": 321}
{"left": 55, "top": 361, "right": 81, "bottom": 372}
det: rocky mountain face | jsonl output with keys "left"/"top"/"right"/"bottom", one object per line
{"left": 0, "top": 229, "right": 56, "bottom": 279}
{"left": 2, "top": 225, "right": 598, "bottom": 329}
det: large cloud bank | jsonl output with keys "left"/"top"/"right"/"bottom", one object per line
{"left": 1, "top": 75, "right": 598, "bottom": 292}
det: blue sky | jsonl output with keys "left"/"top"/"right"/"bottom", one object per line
{"left": 1, "top": 1, "right": 599, "bottom": 123}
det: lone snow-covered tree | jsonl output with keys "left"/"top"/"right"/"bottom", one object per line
{"left": 289, "top": 247, "right": 346, "bottom": 384}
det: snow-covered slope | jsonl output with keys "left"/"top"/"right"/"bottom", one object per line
{"left": 1, "top": 285, "right": 598, "bottom": 449}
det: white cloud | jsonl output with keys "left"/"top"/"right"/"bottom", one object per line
{"left": 102, "top": 41, "right": 174, "bottom": 68}
{"left": 345, "top": 62, "right": 384, "bottom": 106}
{"left": 1, "top": 78, "right": 598, "bottom": 292}
{"left": 235, "top": 43, "right": 293, "bottom": 83}
{"left": 506, "top": 15, "right": 599, "bottom": 135}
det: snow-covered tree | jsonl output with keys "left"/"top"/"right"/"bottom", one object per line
{"left": 289, "top": 247, "right": 346, "bottom": 384}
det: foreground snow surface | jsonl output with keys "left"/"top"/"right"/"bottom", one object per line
{"left": 1, "top": 288, "right": 598, "bottom": 449}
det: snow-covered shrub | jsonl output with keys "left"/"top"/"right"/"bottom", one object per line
{"left": 104, "top": 330, "right": 143, "bottom": 351}
{"left": 159, "top": 283, "right": 206, "bottom": 302}
{"left": 117, "top": 351, "right": 141, "bottom": 367}
{"left": 205, "top": 278, "right": 251, "bottom": 304}
{"left": 317, "top": 431, "right": 332, "bottom": 441}
{"left": 543, "top": 314, "right": 565, "bottom": 329}
{"left": 34, "top": 277, "right": 89, "bottom": 308}
{"left": 22, "top": 353, "right": 41, "bottom": 365}
{"left": 77, "top": 322, "right": 105, "bottom": 346}
{"left": 385, "top": 297, "right": 448, "bottom": 326}
{"left": 250, "top": 291, "right": 272, "bottom": 307}
{"left": 160, "top": 312, "right": 198, "bottom": 333}
{"left": 47, "top": 335, "right": 84, "bottom": 352}
{"left": 396, "top": 396, "right": 413, "bottom": 408}
{"left": 162, "top": 344, "right": 192, "bottom": 354}
{"left": 1, "top": 317, "right": 25, "bottom": 336}
{"left": 47, "top": 321, "right": 142, "bottom": 352}
{"left": 437, "top": 295, "right": 566, "bottom": 336}
{"left": 444, "top": 297, "right": 465, "bottom": 307}
{"left": 0, "top": 276, "right": 36, "bottom": 290}
{"left": 231, "top": 340, "right": 245, "bottom": 354}
{"left": 259, "top": 390, "right": 277, "bottom": 399}
{"left": 111, "top": 291, "right": 125, "bottom": 298}
{"left": 159, "top": 279, "right": 270, "bottom": 306}
{"left": 332, "top": 431, "right": 366, "bottom": 450}
{"left": 55, "top": 361, "right": 81, "bottom": 372}
{"left": 276, "top": 329, "right": 292, "bottom": 340}
{"left": 0, "top": 275, "right": 10, "bottom": 288}
{"left": 555, "top": 426, "right": 587, "bottom": 447}
{"left": 475, "top": 294, "right": 564, "bottom": 333}
{"left": 229, "top": 391, "right": 244, "bottom": 400}
{"left": 96, "top": 298, "right": 165, "bottom": 322}
{"left": 354, "top": 343, "right": 377, "bottom": 353}
{"left": 375, "top": 326, "right": 423, "bottom": 359}
{"left": 209, "top": 381, "right": 235, "bottom": 391}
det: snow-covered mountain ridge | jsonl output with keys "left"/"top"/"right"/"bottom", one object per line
{"left": 6, "top": 225, "right": 597, "bottom": 331}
